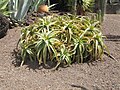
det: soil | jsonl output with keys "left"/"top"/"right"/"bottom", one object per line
{"left": 0, "top": 14, "right": 120, "bottom": 90}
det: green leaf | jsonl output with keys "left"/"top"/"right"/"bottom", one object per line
{"left": 43, "top": 45, "right": 47, "bottom": 64}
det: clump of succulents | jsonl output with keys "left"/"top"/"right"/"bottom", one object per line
{"left": 18, "top": 14, "right": 106, "bottom": 68}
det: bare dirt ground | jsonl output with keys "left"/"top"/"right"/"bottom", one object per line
{"left": 0, "top": 14, "right": 120, "bottom": 90}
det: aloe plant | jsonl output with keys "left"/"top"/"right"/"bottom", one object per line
{"left": 18, "top": 14, "right": 106, "bottom": 68}
{"left": 0, "top": 0, "right": 10, "bottom": 16}
{"left": 9, "top": 0, "right": 47, "bottom": 21}
{"left": 94, "top": 0, "right": 107, "bottom": 22}
{"left": 59, "top": 0, "right": 94, "bottom": 15}
{"left": 19, "top": 16, "right": 60, "bottom": 66}
{"left": 82, "top": 0, "right": 94, "bottom": 12}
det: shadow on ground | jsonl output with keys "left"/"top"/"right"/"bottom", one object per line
{"left": 70, "top": 84, "right": 88, "bottom": 90}
{"left": 104, "top": 35, "right": 120, "bottom": 41}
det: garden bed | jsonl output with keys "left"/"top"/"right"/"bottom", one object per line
{"left": 0, "top": 14, "right": 120, "bottom": 90}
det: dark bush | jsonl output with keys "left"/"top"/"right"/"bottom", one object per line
{"left": 0, "top": 13, "right": 9, "bottom": 39}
